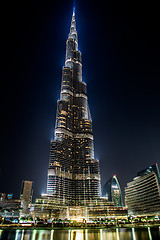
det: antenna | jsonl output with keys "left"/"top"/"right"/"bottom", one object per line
{"left": 73, "top": 0, "right": 75, "bottom": 16}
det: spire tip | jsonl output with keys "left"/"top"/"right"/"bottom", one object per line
{"left": 73, "top": 0, "right": 75, "bottom": 16}
{"left": 73, "top": 6, "right": 75, "bottom": 16}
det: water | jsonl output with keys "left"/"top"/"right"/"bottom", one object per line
{"left": 0, "top": 227, "right": 160, "bottom": 240}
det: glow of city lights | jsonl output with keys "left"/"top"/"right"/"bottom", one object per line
{"left": 70, "top": 217, "right": 83, "bottom": 222}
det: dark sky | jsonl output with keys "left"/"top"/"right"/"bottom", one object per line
{"left": 1, "top": 0, "right": 160, "bottom": 201}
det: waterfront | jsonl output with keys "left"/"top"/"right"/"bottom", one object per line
{"left": 0, "top": 228, "right": 160, "bottom": 240}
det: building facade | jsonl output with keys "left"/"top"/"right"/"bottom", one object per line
{"left": 0, "top": 193, "right": 21, "bottom": 219}
{"left": 102, "top": 175, "right": 123, "bottom": 207}
{"left": 20, "top": 180, "right": 33, "bottom": 214}
{"left": 47, "top": 9, "right": 101, "bottom": 206}
{"left": 32, "top": 195, "right": 127, "bottom": 220}
{"left": 125, "top": 163, "right": 160, "bottom": 216}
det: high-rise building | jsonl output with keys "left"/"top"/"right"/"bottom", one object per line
{"left": 20, "top": 180, "right": 33, "bottom": 213}
{"left": 125, "top": 163, "right": 160, "bottom": 216}
{"left": 102, "top": 175, "right": 123, "bottom": 207}
{"left": 47, "top": 8, "right": 101, "bottom": 206}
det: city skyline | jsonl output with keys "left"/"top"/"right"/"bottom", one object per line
{"left": 1, "top": 0, "right": 160, "bottom": 200}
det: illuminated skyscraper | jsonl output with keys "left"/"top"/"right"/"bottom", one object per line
{"left": 102, "top": 175, "right": 123, "bottom": 207}
{"left": 47, "top": 9, "right": 101, "bottom": 206}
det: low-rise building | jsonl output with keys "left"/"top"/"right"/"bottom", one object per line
{"left": 31, "top": 195, "right": 127, "bottom": 220}
{"left": 125, "top": 163, "right": 160, "bottom": 216}
{"left": 0, "top": 194, "right": 21, "bottom": 219}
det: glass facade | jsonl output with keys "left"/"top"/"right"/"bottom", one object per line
{"left": 125, "top": 164, "right": 160, "bottom": 216}
{"left": 102, "top": 175, "right": 123, "bottom": 207}
{"left": 47, "top": 9, "right": 101, "bottom": 206}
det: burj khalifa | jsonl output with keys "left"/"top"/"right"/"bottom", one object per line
{"left": 47, "top": 8, "right": 101, "bottom": 206}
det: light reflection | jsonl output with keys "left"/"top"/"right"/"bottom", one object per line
{"left": 15, "top": 229, "right": 20, "bottom": 240}
{"left": 31, "top": 229, "right": 37, "bottom": 240}
{"left": 116, "top": 228, "right": 120, "bottom": 240}
{"left": 132, "top": 228, "right": 136, "bottom": 240}
{"left": 50, "top": 230, "right": 54, "bottom": 240}
{"left": 22, "top": 229, "right": 25, "bottom": 240}
{"left": 71, "top": 230, "right": 83, "bottom": 240}
{"left": 68, "top": 229, "right": 71, "bottom": 240}
{"left": 100, "top": 229, "right": 102, "bottom": 240}
{"left": 20, "top": 229, "right": 24, "bottom": 240}
{"left": 148, "top": 227, "right": 152, "bottom": 240}
{"left": 85, "top": 229, "right": 88, "bottom": 240}
{"left": 0, "top": 228, "right": 157, "bottom": 240}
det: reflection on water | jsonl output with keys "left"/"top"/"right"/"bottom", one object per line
{"left": 0, "top": 227, "right": 160, "bottom": 240}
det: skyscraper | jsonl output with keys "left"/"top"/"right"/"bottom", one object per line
{"left": 47, "top": 9, "right": 101, "bottom": 206}
{"left": 102, "top": 175, "right": 123, "bottom": 207}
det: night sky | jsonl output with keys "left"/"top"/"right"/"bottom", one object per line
{"left": 1, "top": 0, "right": 160, "bottom": 201}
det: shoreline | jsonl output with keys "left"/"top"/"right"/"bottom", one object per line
{"left": 0, "top": 224, "right": 160, "bottom": 230}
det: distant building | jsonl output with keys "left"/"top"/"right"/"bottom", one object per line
{"left": 20, "top": 181, "right": 33, "bottom": 214}
{"left": 0, "top": 193, "right": 6, "bottom": 201}
{"left": 125, "top": 163, "right": 160, "bottom": 216}
{"left": 6, "top": 193, "right": 13, "bottom": 200}
{"left": 102, "top": 175, "right": 123, "bottom": 207}
{"left": 0, "top": 193, "right": 21, "bottom": 219}
{"left": 0, "top": 193, "right": 13, "bottom": 201}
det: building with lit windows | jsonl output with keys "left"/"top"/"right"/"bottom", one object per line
{"left": 31, "top": 195, "right": 127, "bottom": 220}
{"left": 31, "top": 8, "right": 128, "bottom": 220}
{"left": 20, "top": 180, "right": 33, "bottom": 214}
{"left": 0, "top": 193, "right": 21, "bottom": 219}
{"left": 102, "top": 175, "right": 123, "bottom": 207}
{"left": 125, "top": 163, "right": 160, "bottom": 216}
{"left": 47, "top": 8, "right": 101, "bottom": 206}
{"left": 0, "top": 193, "right": 13, "bottom": 201}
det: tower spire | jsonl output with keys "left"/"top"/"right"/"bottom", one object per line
{"left": 68, "top": 5, "right": 78, "bottom": 43}
{"left": 73, "top": 0, "right": 75, "bottom": 16}
{"left": 73, "top": 6, "right": 75, "bottom": 16}
{"left": 47, "top": 7, "right": 101, "bottom": 206}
